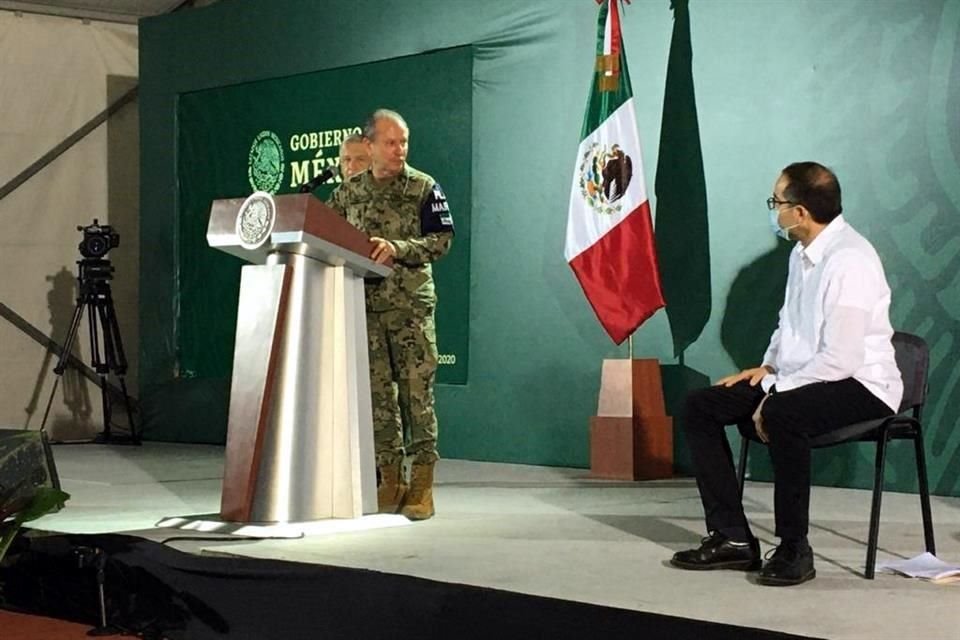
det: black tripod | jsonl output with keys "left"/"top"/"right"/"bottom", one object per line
{"left": 41, "top": 258, "right": 139, "bottom": 444}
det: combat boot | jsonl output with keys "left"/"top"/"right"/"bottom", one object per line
{"left": 400, "top": 463, "right": 435, "bottom": 520}
{"left": 377, "top": 461, "right": 407, "bottom": 514}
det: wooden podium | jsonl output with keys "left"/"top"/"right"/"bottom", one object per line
{"left": 590, "top": 359, "right": 673, "bottom": 480}
{"left": 207, "top": 192, "right": 391, "bottom": 523}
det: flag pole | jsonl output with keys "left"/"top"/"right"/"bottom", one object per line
{"left": 582, "top": 0, "right": 672, "bottom": 483}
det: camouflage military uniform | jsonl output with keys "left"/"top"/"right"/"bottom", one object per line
{"left": 329, "top": 164, "right": 453, "bottom": 467}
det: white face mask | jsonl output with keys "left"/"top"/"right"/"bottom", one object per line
{"left": 769, "top": 208, "right": 799, "bottom": 241}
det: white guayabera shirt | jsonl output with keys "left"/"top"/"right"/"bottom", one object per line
{"left": 760, "top": 215, "right": 904, "bottom": 411}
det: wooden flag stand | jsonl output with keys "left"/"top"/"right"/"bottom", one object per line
{"left": 589, "top": 358, "right": 673, "bottom": 480}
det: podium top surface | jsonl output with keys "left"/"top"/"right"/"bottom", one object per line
{"left": 207, "top": 193, "right": 392, "bottom": 278}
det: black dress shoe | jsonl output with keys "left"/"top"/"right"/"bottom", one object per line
{"left": 757, "top": 541, "right": 816, "bottom": 586}
{"left": 670, "top": 532, "right": 761, "bottom": 571}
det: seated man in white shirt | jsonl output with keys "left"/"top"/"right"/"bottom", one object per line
{"left": 669, "top": 161, "right": 903, "bottom": 586}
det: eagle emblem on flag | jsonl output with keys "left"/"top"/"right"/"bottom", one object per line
{"left": 578, "top": 142, "right": 634, "bottom": 215}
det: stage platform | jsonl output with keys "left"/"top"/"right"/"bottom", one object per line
{"left": 10, "top": 443, "right": 960, "bottom": 639}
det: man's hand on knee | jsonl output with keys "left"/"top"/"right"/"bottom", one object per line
{"left": 716, "top": 365, "right": 772, "bottom": 388}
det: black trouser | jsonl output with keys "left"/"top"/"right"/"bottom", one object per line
{"left": 684, "top": 379, "right": 893, "bottom": 541}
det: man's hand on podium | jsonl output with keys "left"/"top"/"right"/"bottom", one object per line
{"left": 370, "top": 237, "right": 397, "bottom": 264}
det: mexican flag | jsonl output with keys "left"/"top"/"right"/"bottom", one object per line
{"left": 564, "top": 0, "right": 664, "bottom": 344}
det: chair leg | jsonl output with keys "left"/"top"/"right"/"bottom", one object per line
{"left": 737, "top": 436, "right": 749, "bottom": 499}
{"left": 865, "top": 432, "right": 889, "bottom": 579}
{"left": 913, "top": 431, "right": 936, "bottom": 555}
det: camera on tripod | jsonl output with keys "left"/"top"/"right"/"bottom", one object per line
{"left": 41, "top": 218, "right": 138, "bottom": 444}
{"left": 78, "top": 219, "right": 120, "bottom": 259}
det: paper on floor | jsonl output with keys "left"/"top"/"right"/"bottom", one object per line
{"left": 878, "top": 552, "right": 960, "bottom": 584}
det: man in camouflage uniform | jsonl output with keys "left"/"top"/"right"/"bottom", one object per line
{"left": 328, "top": 109, "right": 453, "bottom": 520}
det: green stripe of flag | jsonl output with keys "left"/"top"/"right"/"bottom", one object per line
{"left": 580, "top": 1, "right": 634, "bottom": 138}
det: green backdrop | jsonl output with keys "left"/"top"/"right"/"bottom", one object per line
{"left": 176, "top": 48, "right": 471, "bottom": 387}
{"left": 140, "top": 0, "right": 960, "bottom": 497}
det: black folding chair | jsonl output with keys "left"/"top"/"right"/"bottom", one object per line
{"left": 735, "top": 331, "right": 936, "bottom": 578}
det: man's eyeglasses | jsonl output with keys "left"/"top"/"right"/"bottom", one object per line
{"left": 766, "top": 196, "right": 797, "bottom": 210}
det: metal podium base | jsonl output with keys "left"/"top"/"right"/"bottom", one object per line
{"left": 208, "top": 193, "right": 391, "bottom": 526}
{"left": 220, "top": 252, "right": 378, "bottom": 524}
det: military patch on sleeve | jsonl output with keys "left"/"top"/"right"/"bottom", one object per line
{"left": 420, "top": 183, "right": 455, "bottom": 235}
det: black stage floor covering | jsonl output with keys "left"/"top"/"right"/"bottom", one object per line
{"left": 1, "top": 531, "right": 822, "bottom": 640}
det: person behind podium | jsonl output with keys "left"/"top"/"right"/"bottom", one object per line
{"left": 328, "top": 108, "right": 454, "bottom": 520}
{"left": 669, "top": 162, "right": 902, "bottom": 586}
{"left": 339, "top": 133, "right": 371, "bottom": 179}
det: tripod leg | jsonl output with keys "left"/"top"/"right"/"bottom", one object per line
{"left": 100, "top": 292, "right": 139, "bottom": 444}
{"left": 54, "top": 295, "right": 87, "bottom": 375}
{"left": 100, "top": 290, "right": 128, "bottom": 374}
{"left": 87, "top": 299, "right": 112, "bottom": 441}
{"left": 40, "top": 295, "right": 88, "bottom": 433}
{"left": 116, "top": 377, "right": 138, "bottom": 445}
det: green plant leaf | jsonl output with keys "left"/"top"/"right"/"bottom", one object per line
{"left": 14, "top": 487, "right": 70, "bottom": 524}
{"left": 0, "top": 488, "right": 69, "bottom": 564}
